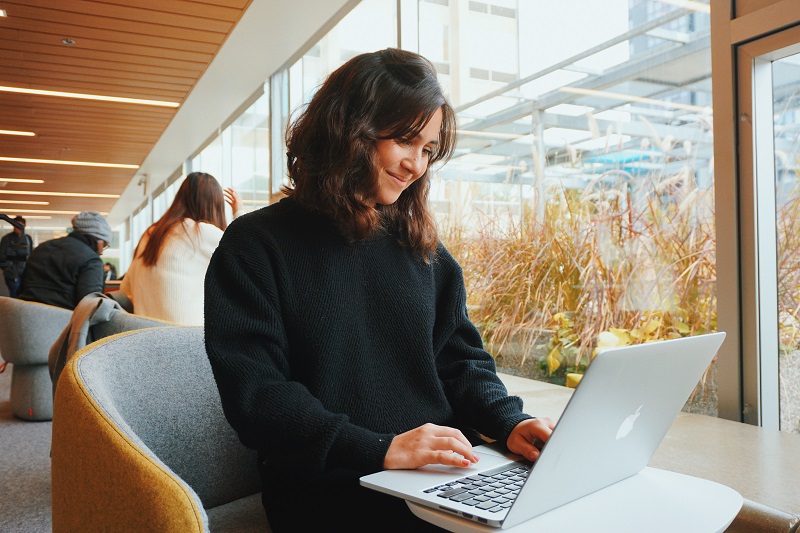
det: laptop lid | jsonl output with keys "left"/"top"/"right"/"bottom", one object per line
{"left": 361, "top": 332, "right": 726, "bottom": 529}
{"left": 503, "top": 331, "right": 725, "bottom": 528}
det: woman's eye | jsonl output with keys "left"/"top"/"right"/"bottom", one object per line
{"left": 423, "top": 148, "right": 433, "bottom": 157}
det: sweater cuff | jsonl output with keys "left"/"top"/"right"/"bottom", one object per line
{"left": 496, "top": 412, "right": 534, "bottom": 449}
{"left": 328, "top": 424, "right": 395, "bottom": 473}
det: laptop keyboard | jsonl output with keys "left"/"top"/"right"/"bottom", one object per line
{"left": 422, "top": 463, "right": 530, "bottom": 514}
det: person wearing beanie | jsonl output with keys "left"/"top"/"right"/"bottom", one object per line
{"left": 18, "top": 211, "right": 112, "bottom": 310}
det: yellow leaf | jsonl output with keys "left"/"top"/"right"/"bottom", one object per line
{"left": 596, "top": 331, "right": 619, "bottom": 348}
{"left": 566, "top": 373, "right": 583, "bottom": 388}
{"left": 609, "top": 328, "right": 632, "bottom": 345}
{"left": 674, "top": 322, "right": 690, "bottom": 334}
{"left": 547, "top": 346, "right": 562, "bottom": 375}
{"left": 643, "top": 317, "right": 661, "bottom": 335}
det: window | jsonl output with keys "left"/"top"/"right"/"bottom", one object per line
{"left": 420, "top": 0, "right": 716, "bottom": 411}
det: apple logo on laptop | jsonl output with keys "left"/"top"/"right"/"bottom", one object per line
{"left": 616, "top": 404, "right": 644, "bottom": 440}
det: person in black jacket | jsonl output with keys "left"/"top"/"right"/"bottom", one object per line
{"left": 205, "top": 49, "right": 555, "bottom": 532}
{"left": 18, "top": 211, "right": 112, "bottom": 310}
{"left": 0, "top": 216, "right": 33, "bottom": 297}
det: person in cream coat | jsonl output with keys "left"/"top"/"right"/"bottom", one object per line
{"left": 122, "top": 172, "right": 243, "bottom": 325}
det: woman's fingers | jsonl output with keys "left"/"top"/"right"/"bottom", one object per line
{"left": 506, "top": 418, "right": 555, "bottom": 462}
{"left": 384, "top": 423, "right": 479, "bottom": 470}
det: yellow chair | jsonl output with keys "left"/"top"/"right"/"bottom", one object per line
{"left": 51, "top": 327, "right": 268, "bottom": 532}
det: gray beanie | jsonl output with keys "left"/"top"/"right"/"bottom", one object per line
{"left": 72, "top": 211, "right": 113, "bottom": 243}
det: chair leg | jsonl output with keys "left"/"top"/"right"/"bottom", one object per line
{"left": 10, "top": 364, "right": 54, "bottom": 421}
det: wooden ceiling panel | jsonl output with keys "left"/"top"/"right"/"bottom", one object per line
{"left": 0, "top": 63, "right": 198, "bottom": 87}
{"left": 0, "top": 42, "right": 210, "bottom": 72}
{"left": 23, "top": 0, "right": 240, "bottom": 31}
{"left": 0, "top": 32, "right": 215, "bottom": 64}
{"left": 5, "top": 2, "right": 233, "bottom": 37}
{"left": 5, "top": 18, "right": 222, "bottom": 52}
{"left": 0, "top": 70, "right": 196, "bottom": 94}
{"left": 88, "top": 0, "right": 245, "bottom": 22}
{"left": 0, "top": 0, "right": 253, "bottom": 231}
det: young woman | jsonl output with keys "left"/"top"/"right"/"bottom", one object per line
{"left": 122, "top": 172, "right": 242, "bottom": 325}
{"left": 204, "top": 49, "right": 554, "bottom": 531}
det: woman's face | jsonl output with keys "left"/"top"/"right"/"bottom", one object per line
{"left": 372, "top": 107, "right": 443, "bottom": 206}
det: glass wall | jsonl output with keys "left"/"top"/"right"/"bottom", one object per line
{"left": 415, "top": 0, "right": 716, "bottom": 413}
{"left": 775, "top": 52, "right": 800, "bottom": 433}
{"left": 119, "top": 0, "right": 718, "bottom": 414}
{"left": 230, "top": 93, "right": 271, "bottom": 213}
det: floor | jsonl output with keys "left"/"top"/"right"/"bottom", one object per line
{"left": 0, "top": 360, "right": 53, "bottom": 532}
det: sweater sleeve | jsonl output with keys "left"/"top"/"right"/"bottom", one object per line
{"left": 204, "top": 222, "right": 393, "bottom": 475}
{"left": 73, "top": 255, "right": 105, "bottom": 307}
{"left": 433, "top": 247, "right": 532, "bottom": 445}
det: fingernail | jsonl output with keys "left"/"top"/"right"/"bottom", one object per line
{"left": 472, "top": 455, "right": 479, "bottom": 463}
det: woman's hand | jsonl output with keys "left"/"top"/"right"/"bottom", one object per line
{"left": 224, "top": 188, "right": 243, "bottom": 215}
{"left": 506, "top": 418, "right": 555, "bottom": 462}
{"left": 384, "top": 423, "right": 480, "bottom": 470}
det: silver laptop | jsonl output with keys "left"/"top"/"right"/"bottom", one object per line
{"left": 361, "top": 332, "right": 726, "bottom": 529}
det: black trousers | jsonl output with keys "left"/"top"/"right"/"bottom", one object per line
{"left": 260, "top": 460, "right": 445, "bottom": 533}
{"left": 4, "top": 275, "right": 19, "bottom": 297}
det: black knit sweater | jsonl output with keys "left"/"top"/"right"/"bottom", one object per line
{"left": 204, "top": 197, "right": 531, "bottom": 479}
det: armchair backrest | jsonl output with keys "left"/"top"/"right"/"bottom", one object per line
{"left": 90, "top": 309, "right": 170, "bottom": 339}
{"left": 0, "top": 296, "right": 71, "bottom": 364}
{"left": 48, "top": 292, "right": 173, "bottom": 396}
{"left": 51, "top": 327, "right": 261, "bottom": 532}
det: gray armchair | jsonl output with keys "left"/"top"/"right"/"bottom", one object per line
{"left": 51, "top": 326, "right": 267, "bottom": 532}
{"left": 48, "top": 291, "right": 172, "bottom": 396}
{"left": 0, "top": 296, "right": 71, "bottom": 420}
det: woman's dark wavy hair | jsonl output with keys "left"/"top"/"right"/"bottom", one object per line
{"left": 135, "top": 172, "right": 227, "bottom": 266}
{"left": 284, "top": 48, "right": 457, "bottom": 259}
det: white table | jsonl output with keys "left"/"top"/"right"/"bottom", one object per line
{"left": 407, "top": 467, "right": 743, "bottom": 532}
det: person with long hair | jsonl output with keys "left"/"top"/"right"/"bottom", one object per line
{"left": 204, "top": 49, "right": 554, "bottom": 531}
{"left": 121, "top": 172, "right": 242, "bottom": 325}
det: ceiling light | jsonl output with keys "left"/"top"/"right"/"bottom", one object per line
{"left": 0, "top": 190, "right": 119, "bottom": 199}
{"left": 20, "top": 217, "right": 53, "bottom": 221}
{"left": 0, "top": 199, "right": 49, "bottom": 205}
{"left": 0, "top": 9, "right": 6, "bottom": 17}
{"left": 9, "top": 209, "right": 108, "bottom": 215}
{"left": 0, "top": 130, "right": 35, "bottom": 137}
{"left": 0, "top": 156, "right": 138, "bottom": 169}
{"left": 0, "top": 85, "right": 179, "bottom": 108}
{"left": 0, "top": 178, "right": 45, "bottom": 184}
{"left": 560, "top": 87, "right": 709, "bottom": 113}
{"left": 62, "top": 38, "right": 76, "bottom": 45}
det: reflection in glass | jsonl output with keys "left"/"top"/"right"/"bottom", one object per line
{"left": 231, "top": 92, "right": 271, "bottom": 212}
{"left": 420, "top": 0, "right": 716, "bottom": 411}
{"left": 773, "top": 52, "right": 800, "bottom": 434}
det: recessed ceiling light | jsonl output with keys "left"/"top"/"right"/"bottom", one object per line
{"left": 62, "top": 38, "right": 76, "bottom": 45}
{"left": 0, "top": 199, "right": 49, "bottom": 205}
{"left": 0, "top": 156, "right": 138, "bottom": 169}
{"left": 0, "top": 9, "right": 6, "bottom": 17}
{"left": 0, "top": 130, "right": 35, "bottom": 136}
{"left": 0, "top": 178, "right": 45, "bottom": 184}
{"left": 0, "top": 190, "right": 119, "bottom": 199}
{"left": 0, "top": 85, "right": 179, "bottom": 108}
{"left": 9, "top": 209, "right": 109, "bottom": 215}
